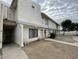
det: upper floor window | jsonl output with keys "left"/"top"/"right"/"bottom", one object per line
{"left": 45, "top": 19, "right": 48, "bottom": 25}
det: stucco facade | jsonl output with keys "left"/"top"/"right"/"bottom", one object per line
{"left": 0, "top": 0, "right": 59, "bottom": 48}
{"left": 0, "top": 2, "right": 3, "bottom": 49}
{"left": 41, "top": 13, "right": 60, "bottom": 36}
{"left": 13, "top": 0, "right": 44, "bottom": 46}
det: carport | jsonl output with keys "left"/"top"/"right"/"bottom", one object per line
{"left": 3, "top": 20, "right": 16, "bottom": 45}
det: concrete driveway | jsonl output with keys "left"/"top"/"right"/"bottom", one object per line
{"left": 23, "top": 40, "right": 78, "bottom": 59}
{"left": 0, "top": 49, "right": 2, "bottom": 59}
{"left": 2, "top": 43, "right": 29, "bottom": 59}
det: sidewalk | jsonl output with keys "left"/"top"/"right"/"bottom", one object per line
{"left": 2, "top": 43, "right": 29, "bottom": 59}
{"left": 45, "top": 38, "right": 78, "bottom": 47}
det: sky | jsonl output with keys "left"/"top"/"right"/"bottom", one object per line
{"left": 3, "top": 0, "right": 78, "bottom": 24}
{"left": 3, "top": 0, "right": 12, "bottom": 5}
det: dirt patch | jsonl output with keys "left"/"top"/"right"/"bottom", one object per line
{"left": 23, "top": 40, "right": 78, "bottom": 59}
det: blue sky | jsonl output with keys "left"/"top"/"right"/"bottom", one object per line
{"left": 3, "top": 0, "right": 78, "bottom": 24}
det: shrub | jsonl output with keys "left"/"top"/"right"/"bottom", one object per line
{"left": 50, "top": 33, "right": 56, "bottom": 39}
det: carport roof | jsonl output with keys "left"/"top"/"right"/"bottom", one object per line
{"left": 3, "top": 19, "right": 17, "bottom": 26}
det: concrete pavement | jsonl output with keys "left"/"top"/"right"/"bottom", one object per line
{"left": 45, "top": 39, "right": 78, "bottom": 47}
{"left": 2, "top": 43, "right": 29, "bottom": 59}
{"left": 0, "top": 49, "right": 2, "bottom": 59}
{"left": 23, "top": 40, "right": 77, "bottom": 59}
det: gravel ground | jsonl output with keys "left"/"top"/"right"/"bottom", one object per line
{"left": 23, "top": 40, "right": 78, "bottom": 59}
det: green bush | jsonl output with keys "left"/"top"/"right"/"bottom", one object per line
{"left": 50, "top": 33, "right": 56, "bottom": 39}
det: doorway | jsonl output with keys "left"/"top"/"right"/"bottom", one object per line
{"left": 41, "top": 29, "right": 43, "bottom": 38}
{"left": 44, "top": 30, "right": 46, "bottom": 38}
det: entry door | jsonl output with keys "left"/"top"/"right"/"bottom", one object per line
{"left": 44, "top": 30, "right": 46, "bottom": 38}
{"left": 41, "top": 30, "right": 43, "bottom": 38}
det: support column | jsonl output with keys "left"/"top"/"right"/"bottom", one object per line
{"left": 15, "top": 24, "right": 24, "bottom": 47}
{"left": 0, "top": 3, "right": 3, "bottom": 49}
{"left": 38, "top": 29, "right": 41, "bottom": 39}
{"left": 20, "top": 24, "right": 23, "bottom": 47}
{"left": 0, "top": 20, "right": 3, "bottom": 49}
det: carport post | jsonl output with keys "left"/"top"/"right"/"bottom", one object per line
{"left": 0, "top": 3, "right": 3, "bottom": 49}
{"left": 15, "top": 24, "right": 24, "bottom": 47}
{"left": 20, "top": 24, "right": 24, "bottom": 47}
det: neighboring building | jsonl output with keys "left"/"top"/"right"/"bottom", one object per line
{"left": 41, "top": 12, "right": 60, "bottom": 37}
{"left": 0, "top": 0, "right": 60, "bottom": 48}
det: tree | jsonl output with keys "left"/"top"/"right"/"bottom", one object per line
{"left": 74, "top": 23, "right": 78, "bottom": 31}
{"left": 69, "top": 23, "right": 75, "bottom": 31}
{"left": 74, "top": 23, "right": 78, "bottom": 35}
{"left": 61, "top": 19, "right": 72, "bottom": 35}
{"left": 61, "top": 19, "right": 72, "bottom": 31}
{"left": 69, "top": 23, "right": 78, "bottom": 31}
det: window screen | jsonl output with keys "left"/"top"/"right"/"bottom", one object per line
{"left": 29, "top": 29, "right": 38, "bottom": 38}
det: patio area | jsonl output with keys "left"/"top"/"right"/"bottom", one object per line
{"left": 23, "top": 40, "right": 78, "bottom": 59}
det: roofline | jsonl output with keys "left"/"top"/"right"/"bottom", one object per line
{"left": 10, "top": 0, "right": 17, "bottom": 10}
{"left": 10, "top": 0, "right": 15, "bottom": 7}
{"left": 41, "top": 12, "right": 59, "bottom": 26}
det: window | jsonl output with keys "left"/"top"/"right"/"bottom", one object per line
{"left": 29, "top": 29, "right": 38, "bottom": 38}
{"left": 45, "top": 19, "right": 48, "bottom": 25}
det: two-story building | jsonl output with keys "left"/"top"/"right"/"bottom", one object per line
{"left": 0, "top": 0, "right": 60, "bottom": 48}
{"left": 41, "top": 12, "right": 60, "bottom": 37}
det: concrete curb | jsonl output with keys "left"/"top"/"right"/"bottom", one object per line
{"left": 45, "top": 39, "right": 78, "bottom": 47}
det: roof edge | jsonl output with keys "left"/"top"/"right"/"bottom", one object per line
{"left": 41, "top": 12, "right": 60, "bottom": 26}
{"left": 10, "top": 0, "right": 17, "bottom": 10}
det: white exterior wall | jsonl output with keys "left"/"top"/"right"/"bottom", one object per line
{"left": 48, "top": 20, "right": 57, "bottom": 29}
{"left": 15, "top": 0, "right": 45, "bottom": 45}
{"left": 3, "top": 4, "right": 15, "bottom": 21}
{"left": 42, "top": 18, "right": 48, "bottom": 28}
{"left": 23, "top": 25, "right": 44, "bottom": 44}
{"left": 23, "top": 26, "right": 29, "bottom": 44}
{"left": 0, "top": 0, "right": 59, "bottom": 48}
{"left": 0, "top": 2, "right": 3, "bottom": 49}
{"left": 42, "top": 17, "right": 58, "bottom": 37}
{"left": 17, "top": 0, "right": 43, "bottom": 26}
{"left": 3, "top": 5, "right": 7, "bottom": 19}
{"left": 23, "top": 26, "right": 38, "bottom": 44}
{"left": 38, "top": 28, "right": 43, "bottom": 39}
{"left": 7, "top": 8, "right": 15, "bottom": 21}
{"left": 8, "top": 0, "right": 59, "bottom": 46}
{"left": 15, "top": 24, "right": 24, "bottom": 47}
{"left": 42, "top": 17, "right": 57, "bottom": 30}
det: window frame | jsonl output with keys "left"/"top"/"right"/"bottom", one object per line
{"left": 29, "top": 29, "right": 38, "bottom": 38}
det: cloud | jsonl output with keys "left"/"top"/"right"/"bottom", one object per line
{"left": 33, "top": 0, "right": 78, "bottom": 24}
